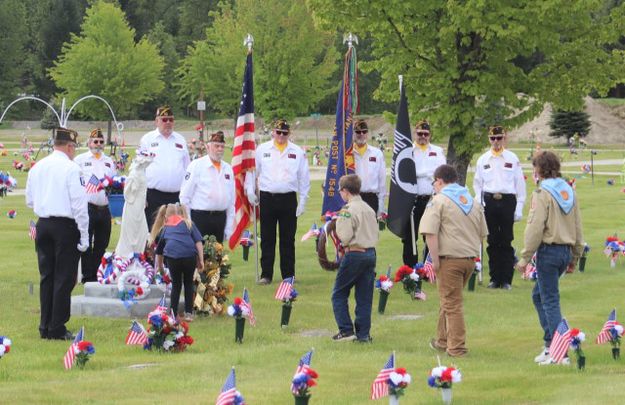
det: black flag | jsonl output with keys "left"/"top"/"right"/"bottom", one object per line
{"left": 387, "top": 79, "right": 416, "bottom": 238}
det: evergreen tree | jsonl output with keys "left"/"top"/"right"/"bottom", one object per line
{"left": 549, "top": 110, "right": 591, "bottom": 139}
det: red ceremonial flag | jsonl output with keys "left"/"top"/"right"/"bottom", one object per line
{"left": 228, "top": 49, "right": 256, "bottom": 251}
{"left": 596, "top": 309, "right": 617, "bottom": 344}
{"left": 549, "top": 318, "right": 572, "bottom": 363}
{"left": 125, "top": 320, "right": 148, "bottom": 345}
{"left": 371, "top": 352, "right": 395, "bottom": 399}
{"left": 63, "top": 326, "right": 84, "bottom": 370}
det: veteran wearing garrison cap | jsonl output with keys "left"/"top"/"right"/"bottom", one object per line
{"left": 245, "top": 119, "right": 311, "bottom": 285}
{"left": 26, "top": 127, "right": 89, "bottom": 340}
{"left": 473, "top": 125, "right": 526, "bottom": 290}
{"left": 74, "top": 128, "right": 117, "bottom": 283}
{"left": 352, "top": 119, "right": 387, "bottom": 216}
{"left": 140, "top": 106, "right": 190, "bottom": 229}
{"left": 402, "top": 120, "right": 446, "bottom": 267}
{"left": 180, "top": 131, "right": 234, "bottom": 243}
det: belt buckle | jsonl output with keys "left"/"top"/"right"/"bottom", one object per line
{"left": 493, "top": 193, "right": 503, "bottom": 200}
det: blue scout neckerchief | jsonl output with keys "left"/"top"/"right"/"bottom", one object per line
{"left": 540, "top": 178, "right": 575, "bottom": 214}
{"left": 440, "top": 183, "right": 473, "bottom": 215}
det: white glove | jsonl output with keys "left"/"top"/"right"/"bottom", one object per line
{"left": 77, "top": 237, "right": 89, "bottom": 252}
{"left": 514, "top": 209, "right": 523, "bottom": 222}
{"left": 248, "top": 193, "right": 258, "bottom": 206}
{"left": 296, "top": 203, "right": 305, "bottom": 217}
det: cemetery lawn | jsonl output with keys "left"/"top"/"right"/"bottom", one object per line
{"left": 1, "top": 145, "right": 625, "bottom": 403}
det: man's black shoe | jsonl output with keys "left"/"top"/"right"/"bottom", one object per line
{"left": 487, "top": 281, "right": 499, "bottom": 289}
{"left": 49, "top": 331, "right": 75, "bottom": 341}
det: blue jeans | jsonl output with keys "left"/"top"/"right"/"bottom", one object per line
{"left": 532, "top": 244, "right": 571, "bottom": 347}
{"left": 331, "top": 249, "right": 376, "bottom": 339}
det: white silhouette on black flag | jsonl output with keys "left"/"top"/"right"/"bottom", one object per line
{"left": 387, "top": 77, "right": 417, "bottom": 239}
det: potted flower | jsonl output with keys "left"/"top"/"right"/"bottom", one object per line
{"left": 394, "top": 265, "right": 425, "bottom": 301}
{"left": 239, "top": 230, "right": 254, "bottom": 261}
{"left": 227, "top": 297, "right": 251, "bottom": 343}
{"left": 467, "top": 258, "right": 481, "bottom": 291}
{"left": 0, "top": 336, "right": 11, "bottom": 358}
{"left": 569, "top": 328, "right": 586, "bottom": 369}
{"left": 578, "top": 243, "right": 590, "bottom": 272}
{"left": 609, "top": 322, "right": 624, "bottom": 359}
{"left": 291, "top": 367, "right": 318, "bottom": 405}
{"left": 378, "top": 212, "right": 388, "bottom": 231}
{"left": 375, "top": 271, "right": 394, "bottom": 314}
{"left": 144, "top": 310, "right": 194, "bottom": 352}
{"left": 388, "top": 368, "right": 412, "bottom": 404}
{"left": 275, "top": 278, "right": 298, "bottom": 328}
{"left": 74, "top": 341, "right": 95, "bottom": 369}
{"left": 428, "top": 365, "right": 462, "bottom": 404}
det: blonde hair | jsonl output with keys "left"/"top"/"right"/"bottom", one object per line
{"left": 148, "top": 203, "right": 193, "bottom": 243}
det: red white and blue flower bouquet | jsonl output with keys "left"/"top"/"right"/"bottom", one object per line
{"left": 144, "top": 309, "right": 194, "bottom": 352}
{"left": 603, "top": 236, "right": 624, "bottom": 268}
{"left": 239, "top": 230, "right": 254, "bottom": 261}
{"left": 275, "top": 278, "right": 298, "bottom": 328}
{"left": 570, "top": 328, "right": 586, "bottom": 369}
{"left": 74, "top": 341, "right": 95, "bottom": 369}
{"left": 0, "top": 336, "right": 11, "bottom": 358}
{"left": 608, "top": 322, "right": 623, "bottom": 359}
{"left": 428, "top": 365, "right": 462, "bottom": 404}
{"left": 394, "top": 265, "right": 426, "bottom": 301}
{"left": 387, "top": 367, "right": 412, "bottom": 404}
{"left": 227, "top": 297, "right": 253, "bottom": 343}
{"left": 291, "top": 367, "right": 318, "bottom": 405}
{"left": 375, "top": 266, "right": 394, "bottom": 314}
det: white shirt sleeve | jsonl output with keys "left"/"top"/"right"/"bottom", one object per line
{"left": 298, "top": 150, "right": 311, "bottom": 204}
{"left": 514, "top": 158, "right": 526, "bottom": 209}
{"left": 67, "top": 165, "right": 89, "bottom": 240}
{"left": 179, "top": 162, "right": 196, "bottom": 216}
{"left": 377, "top": 150, "right": 387, "bottom": 213}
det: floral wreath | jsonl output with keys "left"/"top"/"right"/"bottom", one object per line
{"left": 97, "top": 253, "right": 155, "bottom": 285}
{"left": 117, "top": 268, "right": 151, "bottom": 303}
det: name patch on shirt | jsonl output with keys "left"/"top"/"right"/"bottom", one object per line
{"left": 175, "top": 143, "right": 183, "bottom": 149}
{"left": 483, "top": 164, "right": 491, "bottom": 170}
{"left": 104, "top": 163, "right": 111, "bottom": 168}
{"left": 151, "top": 142, "right": 159, "bottom": 147}
{"left": 369, "top": 157, "right": 377, "bottom": 162}
{"left": 185, "top": 172, "right": 191, "bottom": 180}
{"left": 83, "top": 162, "right": 92, "bottom": 167}
{"left": 224, "top": 174, "right": 231, "bottom": 180}
{"left": 288, "top": 153, "right": 297, "bottom": 159}
{"left": 504, "top": 162, "right": 513, "bottom": 168}
{"left": 429, "top": 152, "right": 437, "bottom": 157}
{"left": 263, "top": 153, "right": 270, "bottom": 158}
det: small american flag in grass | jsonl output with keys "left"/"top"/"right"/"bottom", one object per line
{"left": 371, "top": 352, "right": 395, "bottom": 399}
{"left": 596, "top": 309, "right": 617, "bottom": 344}
{"left": 63, "top": 326, "right": 84, "bottom": 370}
{"left": 550, "top": 318, "right": 571, "bottom": 363}
{"left": 241, "top": 288, "right": 256, "bottom": 326}
{"left": 274, "top": 277, "right": 294, "bottom": 301}
{"left": 125, "top": 320, "right": 148, "bottom": 345}
{"left": 291, "top": 350, "right": 313, "bottom": 394}
{"left": 216, "top": 367, "right": 237, "bottom": 405}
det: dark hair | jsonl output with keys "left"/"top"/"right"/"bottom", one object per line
{"left": 532, "top": 151, "right": 561, "bottom": 179}
{"left": 339, "top": 174, "right": 361, "bottom": 195}
{"left": 433, "top": 164, "right": 458, "bottom": 184}
{"left": 54, "top": 139, "right": 74, "bottom": 147}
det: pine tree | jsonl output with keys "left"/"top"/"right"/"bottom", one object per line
{"left": 549, "top": 110, "right": 591, "bottom": 139}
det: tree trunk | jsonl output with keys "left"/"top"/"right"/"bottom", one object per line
{"left": 107, "top": 119, "right": 112, "bottom": 145}
{"left": 446, "top": 133, "right": 473, "bottom": 186}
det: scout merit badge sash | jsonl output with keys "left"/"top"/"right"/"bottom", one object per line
{"left": 440, "top": 183, "right": 473, "bottom": 215}
{"left": 540, "top": 178, "right": 575, "bottom": 214}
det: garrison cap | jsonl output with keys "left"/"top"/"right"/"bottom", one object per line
{"left": 156, "top": 105, "right": 173, "bottom": 117}
{"left": 274, "top": 119, "right": 290, "bottom": 132}
{"left": 208, "top": 131, "right": 225, "bottom": 143}
{"left": 489, "top": 125, "right": 505, "bottom": 136}
{"left": 54, "top": 127, "right": 78, "bottom": 143}
{"left": 415, "top": 119, "right": 431, "bottom": 133}
{"left": 89, "top": 128, "right": 104, "bottom": 139}
{"left": 354, "top": 119, "right": 368, "bottom": 132}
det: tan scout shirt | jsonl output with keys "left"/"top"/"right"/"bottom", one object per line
{"left": 419, "top": 193, "right": 488, "bottom": 258}
{"left": 518, "top": 188, "right": 583, "bottom": 267}
{"left": 336, "top": 195, "right": 378, "bottom": 249}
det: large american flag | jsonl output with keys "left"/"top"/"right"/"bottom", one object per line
{"left": 125, "top": 320, "right": 148, "bottom": 345}
{"left": 550, "top": 318, "right": 571, "bottom": 363}
{"left": 228, "top": 49, "right": 256, "bottom": 251}
{"left": 274, "top": 277, "right": 294, "bottom": 301}
{"left": 291, "top": 350, "right": 313, "bottom": 394}
{"left": 596, "top": 309, "right": 617, "bottom": 344}
{"left": 216, "top": 367, "right": 237, "bottom": 405}
{"left": 29, "top": 220, "right": 37, "bottom": 241}
{"left": 371, "top": 352, "right": 395, "bottom": 399}
{"left": 63, "top": 326, "right": 84, "bottom": 370}
{"left": 85, "top": 174, "right": 101, "bottom": 194}
{"left": 423, "top": 254, "right": 436, "bottom": 283}
{"left": 241, "top": 288, "right": 256, "bottom": 326}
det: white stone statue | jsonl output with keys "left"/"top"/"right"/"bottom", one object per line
{"left": 115, "top": 152, "right": 153, "bottom": 259}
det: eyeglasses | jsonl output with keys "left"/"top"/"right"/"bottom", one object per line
{"left": 276, "top": 130, "right": 289, "bottom": 136}
{"left": 416, "top": 132, "right": 430, "bottom": 137}
{"left": 431, "top": 179, "right": 438, "bottom": 186}
{"left": 160, "top": 117, "right": 174, "bottom": 123}
{"left": 489, "top": 136, "right": 503, "bottom": 141}
{"left": 91, "top": 139, "right": 104, "bottom": 145}
{"left": 355, "top": 130, "right": 368, "bottom": 135}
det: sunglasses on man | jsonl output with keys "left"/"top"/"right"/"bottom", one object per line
{"left": 276, "top": 130, "right": 289, "bottom": 136}
{"left": 160, "top": 117, "right": 174, "bottom": 123}
{"left": 91, "top": 139, "right": 105, "bottom": 145}
{"left": 489, "top": 135, "right": 503, "bottom": 141}
{"left": 416, "top": 131, "right": 430, "bottom": 137}
{"left": 355, "top": 130, "right": 368, "bottom": 135}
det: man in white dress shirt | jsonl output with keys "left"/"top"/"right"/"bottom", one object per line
{"left": 26, "top": 128, "right": 89, "bottom": 340}
{"left": 353, "top": 119, "right": 386, "bottom": 216}
{"left": 402, "top": 120, "right": 446, "bottom": 267}
{"left": 245, "top": 119, "right": 311, "bottom": 285}
{"left": 180, "top": 131, "right": 234, "bottom": 243}
{"left": 74, "top": 128, "right": 117, "bottom": 283}
{"left": 140, "top": 106, "right": 190, "bottom": 229}
{"left": 473, "top": 125, "right": 526, "bottom": 290}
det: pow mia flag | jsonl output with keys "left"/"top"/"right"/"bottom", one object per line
{"left": 387, "top": 78, "right": 416, "bottom": 239}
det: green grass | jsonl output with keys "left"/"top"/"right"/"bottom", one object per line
{"left": 595, "top": 98, "right": 625, "bottom": 107}
{"left": 2, "top": 141, "right": 625, "bottom": 403}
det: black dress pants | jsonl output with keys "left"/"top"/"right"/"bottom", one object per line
{"left": 402, "top": 195, "right": 430, "bottom": 267}
{"left": 81, "top": 204, "right": 111, "bottom": 282}
{"left": 484, "top": 193, "right": 517, "bottom": 285}
{"left": 145, "top": 188, "right": 180, "bottom": 230}
{"left": 36, "top": 217, "right": 80, "bottom": 338}
{"left": 191, "top": 209, "right": 227, "bottom": 243}
{"left": 360, "top": 192, "right": 379, "bottom": 214}
{"left": 259, "top": 191, "right": 297, "bottom": 281}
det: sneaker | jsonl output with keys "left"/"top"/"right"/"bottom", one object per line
{"left": 256, "top": 278, "right": 271, "bottom": 285}
{"left": 354, "top": 336, "right": 373, "bottom": 343}
{"left": 501, "top": 283, "right": 512, "bottom": 290}
{"left": 183, "top": 312, "right": 194, "bottom": 322}
{"left": 487, "top": 281, "right": 499, "bottom": 289}
{"left": 332, "top": 331, "right": 356, "bottom": 342}
{"left": 429, "top": 338, "right": 446, "bottom": 352}
{"left": 534, "top": 348, "right": 550, "bottom": 363}
{"left": 539, "top": 356, "right": 570, "bottom": 366}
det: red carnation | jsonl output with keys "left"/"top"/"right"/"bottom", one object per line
{"left": 395, "top": 367, "right": 406, "bottom": 375}
{"left": 136, "top": 287, "right": 143, "bottom": 295}
{"left": 101, "top": 257, "right": 107, "bottom": 266}
{"left": 441, "top": 368, "right": 453, "bottom": 382}
{"left": 234, "top": 297, "right": 243, "bottom": 305}
{"left": 4, "top": 345, "right": 10, "bottom": 353}
{"left": 305, "top": 368, "right": 319, "bottom": 378}
{"left": 570, "top": 328, "right": 580, "bottom": 337}
{"left": 379, "top": 275, "right": 388, "bottom": 282}
{"left": 77, "top": 341, "right": 92, "bottom": 351}
{"left": 394, "top": 265, "right": 412, "bottom": 282}
{"left": 307, "top": 379, "right": 317, "bottom": 387}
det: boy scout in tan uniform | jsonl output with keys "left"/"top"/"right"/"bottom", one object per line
{"left": 420, "top": 165, "right": 488, "bottom": 357}
{"left": 331, "top": 174, "right": 379, "bottom": 343}
{"left": 515, "top": 151, "right": 583, "bottom": 365}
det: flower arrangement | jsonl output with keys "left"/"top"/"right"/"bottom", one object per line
{"left": 378, "top": 212, "right": 389, "bottom": 231}
{"left": 388, "top": 368, "right": 412, "bottom": 398}
{"left": 394, "top": 265, "right": 425, "bottom": 300}
{"left": 228, "top": 297, "right": 252, "bottom": 343}
{"left": 608, "top": 322, "right": 624, "bottom": 359}
{"left": 194, "top": 235, "right": 234, "bottom": 315}
{"left": 292, "top": 367, "right": 318, "bottom": 400}
{"left": 102, "top": 175, "right": 126, "bottom": 195}
{"left": 579, "top": 243, "right": 590, "bottom": 272}
{"left": 144, "top": 310, "right": 194, "bottom": 352}
{"left": 428, "top": 366, "right": 462, "bottom": 389}
{"left": 239, "top": 230, "right": 254, "bottom": 261}
{"left": 0, "top": 336, "right": 11, "bottom": 358}
{"left": 569, "top": 328, "right": 586, "bottom": 369}
{"left": 74, "top": 341, "right": 95, "bottom": 368}
{"left": 603, "top": 236, "right": 624, "bottom": 268}
{"left": 376, "top": 269, "right": 393, "bottom": 314}
{"left": 468, "top": 257, "right": 482, "bottom": 291}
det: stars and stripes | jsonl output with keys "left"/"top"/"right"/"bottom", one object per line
{"left": 156, "top": 294, "right": 167, "bottom": 312}
{"left": 596, "top": 309, "right": 617, "bottom": 344}
{"left": 550, "top": 318, "right": 571, "bottom": 363}
{"left": 29, "top": 220, "right": 37, "bottom": 241}
{"left": 63, "top": 326, "right": 84, "bottom": 370}
{"left": 291, "top": 350, "right": 313, "bottom": 394}
{"left": 274, "top": 277, "right": 294, "bottom": 301}
{"left": 228, "top": 48, "right": 256, "bottom": 251}
{"left": 423, "top": 253, "right": 436, "bottom": 283}
{"left": 85, "top": 174, "right": 101, "bottom": 194}
{"left": 125, "top": 320, "right": 148, "bottom": 345}
{"left": 241, "top": 288, "right": 256, "bottom": 326}
{"left": 300, "top": 223, "right": 320, "bottom": 242}
{"left": 371, "top": 352, "right": 395, "bottom": 399}
{"left": 216, "top": 367, "right": 237, "bottom": 405}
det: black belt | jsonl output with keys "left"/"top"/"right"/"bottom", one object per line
{"left": 260, "top": 191, "right": 296, "bottom": 197}
{"left": 191, "top": 209, "right": 226, "bottom": 215}
{"left": 88, "top": 203, "right": 109, "bottom": 210}
{"left": 361, "top": 192, "right": 377, "bottom": 197}
{"left": 415, "top": 195, "right": 431, "bottom": 200}
{"left": 41, "top": 216, "right": 75, "bottom": 223}
{"left": 484, "top": 192, "right": 515, "bottom": 200}
{"left": 148, "top": 188, "right": 179, "bottom": 197}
